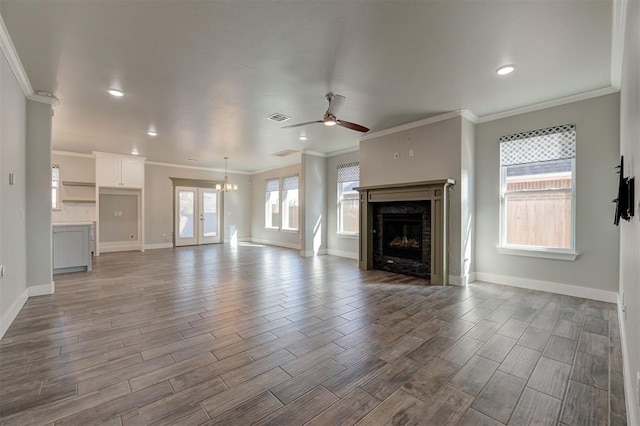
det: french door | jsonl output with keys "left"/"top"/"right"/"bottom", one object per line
{"left": 175, "top": 187, "right": 221, "bottom": 246}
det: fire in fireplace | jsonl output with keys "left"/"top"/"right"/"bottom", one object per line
{"left": 383, "top": 214, "right": 422, "bottom": 260}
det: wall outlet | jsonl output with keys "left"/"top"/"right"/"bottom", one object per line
{"left": 409, "top": 149, "right": 414, "bottom": 157}
{"left": 129, "top": 234, "right": 135, "bottom": 240}
{"left": 161, "top": 233, "right": 167, "bottom": 241}
{"left": 394, "top": 153, "right": 399, "bottom": 160}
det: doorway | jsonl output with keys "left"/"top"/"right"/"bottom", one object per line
{"left": 175, "top": 186, "right": 221, "bottom": 246}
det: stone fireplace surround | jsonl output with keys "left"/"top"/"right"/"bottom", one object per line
{"left": 356, "top": 180, "right": 454, "bottom": 285}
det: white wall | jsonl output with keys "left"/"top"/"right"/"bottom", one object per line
{"left": 0, "top": 50, "right": 27, "bottom": 329}
{"left": 301, "top": 153, "right": 327, "bottom": 256}
{"left": 326, "top": 150, "right": 359, "bottom": 259}
{"left": 25, "top": 101, "right": 53, "bottom": 290}
{"left": 145, "top": 163, "right": 251, "bottom": 246}
{"left": 250, "top": 163, "right": 301, "bottom": 250}
{"left": 475, "top": 93, "right": 620, "bottom": 297}
{"left": 359, "top": 116, "right": 469, "bottom": 284}
{"left": 618, "top": 0, "right": 640, "bottom": 422}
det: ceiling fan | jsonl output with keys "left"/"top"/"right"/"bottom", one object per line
{"left": 283, "top": 93, "right": 369, "bottom": 133}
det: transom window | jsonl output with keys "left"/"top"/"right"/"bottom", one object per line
{"left": 500, "top": 124, "right": 576, "bottom": 253}
{"left": 337, "top": 162, "right": 359, "bottom": 235}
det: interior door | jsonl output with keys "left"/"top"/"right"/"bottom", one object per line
{"left": 199, "top": 189, "right": 221, "bottom": 244}
{"left": 175, "top": 186, "right": 221, "bottom": 246}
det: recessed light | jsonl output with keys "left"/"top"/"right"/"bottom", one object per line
{"left": 299, "top": 135, "right": 307, "bottom": 141}
{"left": 131, "top": 149, "right": 139, "bottom": 155}
{"left": 147, "top": 130, "right": 158, "bottom": 136}
{"left": 496, "top": 65, "right": 515, "bottom": 76}
{"left": 108, "top": 88, "right": 124, "bottom": 97}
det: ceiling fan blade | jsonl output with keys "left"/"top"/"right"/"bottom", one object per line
{"left": 337, "top": 119, "right": 369, "bottom": 133}
{"left": 281, "top": 120, "right": 323, "bottom": 129}
{"left": 327, "top": 94, "right": 346, "bottom": 116}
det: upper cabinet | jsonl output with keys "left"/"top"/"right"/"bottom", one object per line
{"left": 95, "top": 153, "right": 145, "bottom": 188}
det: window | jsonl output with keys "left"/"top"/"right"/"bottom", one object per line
{"left": 337, "top": 162, "right": 360, "bottom": 234}
{"left": 282, "top": 175, "right": 299, "bottom": 231}
{"left": 499, "top": 124, "right": 576, "bottom": 255}
{"left": 52, "top": 164, "right": 60, "bottom": 210}
{"left": 265, "top": 178, "right": 280, "bottom": 229}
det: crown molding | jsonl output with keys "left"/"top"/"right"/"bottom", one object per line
{"left": 475, "top": 86, "right": 618, "bottom": 123}
{"left": 52, "top": 150, "right": 94, "bottom": 159}
{"left": 0, "top": 14, "right": 61, "bottom": 106}
{"left": 610, "top": 0, "right": 627, "bottom": 90}
{"left": 301, "top": 150, "right": 327, "bottom": 158}
{"left": 28, "top": 93, "right": 60, "bottom": 106}
{"left": 327, "top": 145, "right": 359, "bottom": 157}
{"left": 0, "top": 14, "right": 32, "bottom": 97}
{"left": 250, "top": 157, "right": 301, "bottom": 175}
{"left": 358, "top": 110, "right": 471, "bottom": 142}
{"left": 144, "top": 160, "right": 250, "bottom": 175}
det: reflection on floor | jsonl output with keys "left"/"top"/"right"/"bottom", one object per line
{"left": 0, "top": 244, "right": 626, "bottom": 425}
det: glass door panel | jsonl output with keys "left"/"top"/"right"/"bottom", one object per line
{"left": 175, "top": 187, "right": 197, "bottom": 246}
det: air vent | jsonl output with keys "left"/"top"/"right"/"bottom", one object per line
{"left": 272, "top": 149, "right": 299, "bottom": 157}
{"left": 267, "top": 113, "right": 291, "bottom": 122}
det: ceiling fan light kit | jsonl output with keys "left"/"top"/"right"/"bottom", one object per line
{"left": 283, "top": 93, "right": 369, "bottom": 133}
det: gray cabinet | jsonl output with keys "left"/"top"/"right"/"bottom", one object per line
{"left": 53, "top": 224, "right": 92, "bottom": 274}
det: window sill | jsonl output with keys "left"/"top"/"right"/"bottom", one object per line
{"left": 52, "top": 208, "right": 61, "bottom": 211}
{"left": 281, "top": 228, "right": 299, "bottom": 233}
{"left": 337, "top": 232, "right": 359, "bottom": 239}
{"left": 264, "top": 226, "right": 279, "bottom": 231}
{"left": 497, "top": 246, "right": 579, "bottom": 261}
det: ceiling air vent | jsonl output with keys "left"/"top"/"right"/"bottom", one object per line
{"left": 267, "top": 113, "right": 291, "bottom": 123}
{"left": 272, "top": 149, "right": 299, "bottom": 157}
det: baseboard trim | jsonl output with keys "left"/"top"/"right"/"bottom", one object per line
{"left": 301, "top": 249, "right": 328, "bottom": 258}
{"left": 618, "top": 295, "right": 639, "bottom": 426}
{"left": 99, "top": 241, "right": 143, "bottom": 253}
{"left": 144, "top": 243, "right": 173, "bottom": 250}
{"left": 474, "top": 272, "right": 618, "bottom": 303}
{"left": 0, "top": 287, "right": 28, "bottom": 339}
{"left": 327, "top": 249, "right": 358, "bottom": 260}
{"left": 250, "top": 238, "right": 300, "bottom": 251}
{"left": 449, "top": 273, "right": 476, "bottom": 286}
{"left": 29, "top": 281, "right": 55, "bottom": 297}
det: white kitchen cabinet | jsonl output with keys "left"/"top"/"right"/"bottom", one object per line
{"left": 53, "top": 224, "right": 92, "bottom": 274}
{"left": 96, "top": 154, "right": 144, "bottom": 188}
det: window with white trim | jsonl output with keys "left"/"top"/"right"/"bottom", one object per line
{"left": 281, "top": 175, "right": 299, "bottom": 231}
{"left": 337, "top": 162, "right": 359, "bottom": 234}
{"left": 52, "top": 164, "right": 60, "bottom": 210}
{"left": 265, "top": 178, "right": 280, "bottom": 229}
{"left": 500, "top": 124, "right": 576, "bottom": 252}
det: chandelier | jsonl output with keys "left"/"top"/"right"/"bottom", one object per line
{"left": 216, "top": 157, "right": 238, "bottom": 192}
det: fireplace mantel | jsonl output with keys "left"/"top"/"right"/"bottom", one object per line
{"left": 355, "top": 179, "right": 454, "bottom": 285}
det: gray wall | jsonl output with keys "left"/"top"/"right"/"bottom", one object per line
{"left": 326, "top": 150, "right": 359, "bottom": 258}
{"left": 0, "top": 51, "right": 27, "bottom": 319}
{"left": 359, "top": 116, "right": 468, "bottom": 283}
{"left": 145, "top": 163, "right": 251, "bottom": 245}
{"left": 250, "top": 163, "right": 301, "bottom": 249}
{"left": 619, "top": 0, "right": 640, "bottom": 420}
{"left": 25, "top": 101, "right": 53, "bottom": 288}
{"left": 475, "top": 93, "right": 620, "bottom": 291}
{"left": 99, "top": 194, "right": 138, "bottom": 242}
{"left": 301, "top": 153, "right": 327, "bottom": 256}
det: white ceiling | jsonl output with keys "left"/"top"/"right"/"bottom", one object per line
{"left": 1, "top": 0, "right": 613, "bottom": 172}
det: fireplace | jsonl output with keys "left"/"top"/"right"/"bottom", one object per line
{"left": 356, "top": 180, "right": 454, "bottom": 285}
{"left": 383, "top": 214, "right": 422, "bottom": 260}
{"left": 373, "top": 203, "right": 430, "bottom": 278}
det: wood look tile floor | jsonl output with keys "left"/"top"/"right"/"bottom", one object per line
{"left": 0, "top": 244, "right": 626, "bottom": 425}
